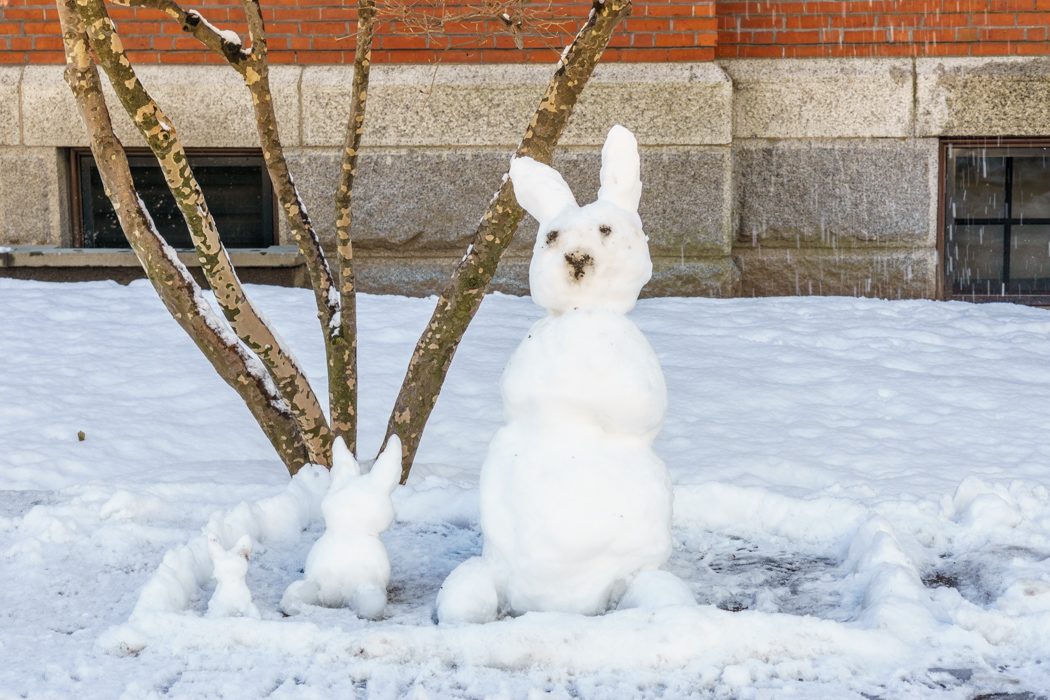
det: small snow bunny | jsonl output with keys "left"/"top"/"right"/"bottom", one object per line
{"left": 437, "top": 126, "right": 693, "bottom": 623}
{"left": 281, "top": 435, "right": 402, "bottom": 620}
{"left": 206, "top": 534, "right": 260, "bottom": 619}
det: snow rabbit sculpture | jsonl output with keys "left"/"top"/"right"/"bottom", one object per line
{"left": 437, "top": 125, "right": 693, "bottom": 623}
{"left": 206, "top": 533, "right": 260, "bottom": 619}
{"left": 281, "top": 436, "right": 402, "bottom": 620}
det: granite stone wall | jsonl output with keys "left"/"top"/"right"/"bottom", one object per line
{"left": 3, "top": 56, "right": 1050, "bottom": 298}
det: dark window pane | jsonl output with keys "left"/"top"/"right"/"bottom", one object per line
{"left": 947, "top": 224, "right": 1003, "bottom": 294}
{"left": 952, "top": 155, "right": 1006, "bottom": 220}
{"left": 1009, "top": 225, "right": 1050, "bottom": 292}
{"left": 1012, "top": 154, "right": 1050, "bottom": 220}
{"left": 80, "top": 152, "right": 273, "bottom": 249}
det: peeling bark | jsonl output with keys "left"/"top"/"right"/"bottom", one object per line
{"left": 384, "top": 0, "right": 632, "bottom": 481}
{"left": 328, "top": 0, "right": 377, "bottom": 453}
{"left": 75, "top": 0, "right": 332, "bottom": 466}
{"left": 237, "top": 0, "right": 342, "bottom": 358}
{"left": 56, "top": 0, "right": 310, "bottom": 474}
{"left": 115, "top": 0, "right": 354, "bottom": 457}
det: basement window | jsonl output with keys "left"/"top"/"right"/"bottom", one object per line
{"left": 943, "top": 139, "right": 1050, "bottom": 302}
{"left": 71, "top": 149, "right": 276, "bottom": 249}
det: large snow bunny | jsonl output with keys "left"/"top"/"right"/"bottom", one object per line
{"left": 437, "top": 126, "right": 692, "bottom": 623}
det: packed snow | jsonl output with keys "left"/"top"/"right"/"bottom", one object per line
{"left": 438, "top": 128, "right": 689, "bottom": 623}
{"left": 2, "top": 277, "right": 1050, "bottom": 698}
{"left": 282, "top": 436, "right": 402, "bottom": 619}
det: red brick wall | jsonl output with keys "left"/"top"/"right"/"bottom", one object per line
{"left": 2, "top": 0, "right": 1049, "bottom": 65}
{"left": 0, "top": 0, "right": 715, "bottom": 64}
{"left": 717, "top": 0, "right": 1050, "bottom": 58}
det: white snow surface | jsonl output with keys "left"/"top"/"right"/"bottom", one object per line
{"left": 2, "top": 278, "right": 1050, "bottom": 698}
{"left": 282, "top": 436, "right": 402, "bottom": 619}
{"left": 444, "top": 127, "right": 682, "bottom": 621}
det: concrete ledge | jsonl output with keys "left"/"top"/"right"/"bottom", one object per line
{"left": 1, "top": 248, "right": 740, "bottom": 298}
{"left": 0, "top": 246, "right": 304, "bottom": 268}
{"left": 722, "top": 58, "right": 914, "bottom": 139}
{"left": 355, "top": 254, "right": 740, "bottom": 297}
{"left": 301, "top": 63, "right": 732, "bottom": 148}
{"left": 0, "top": 68, "right": 20, "bottom": 146}
{"left": 492, "top": 257, "right": 741, "bottom": 297}
{"left": 733, "top": 139, "right": 937, "bottom": 248}
{"left": 917, "top": 57, "right": 1050, "bottom": 136}
{"left": 733, "top": 247, "right": 937, "bottom": 298}
{"left": 21, "top": 65, "right": 301, "bottom": 148}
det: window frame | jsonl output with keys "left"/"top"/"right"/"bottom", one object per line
{"left": 69, "top": 147, "right": 279, "bottom": 249}
{"left": 939, "top": 137, "right": 1050, "bottom": 305}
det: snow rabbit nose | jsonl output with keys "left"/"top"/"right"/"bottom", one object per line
{"left": 508, "top": 125, "right": 652, "bottom": 315}
{"left": 564, "top": 251, "right": 594, "bottom": 280}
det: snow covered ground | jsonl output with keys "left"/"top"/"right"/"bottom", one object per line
{"left": 2, "top": 278, "right": 1050, "bottom": 699}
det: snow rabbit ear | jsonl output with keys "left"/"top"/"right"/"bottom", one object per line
{"left": 597, "top": 124, "right": 642, "bottom": 214}
{"left": 330, "top": 436, "right": 361, "bottom": 485}
{"left": 369, "top": 435, "right": 403, "bottom": 495}
{"left": 207, "top": 533, "right": 224, "bottom": 561}
{"left": 509, "top": 156, "right": 578, "bottom": 224}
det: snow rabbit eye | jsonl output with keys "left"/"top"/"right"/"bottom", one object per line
{"left": 509, "top": 125, "right": 652, "bottom": 315}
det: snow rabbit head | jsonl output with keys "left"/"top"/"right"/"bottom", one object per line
{"left": 510, "top": 125, "right": 651, "bottom": 315}
{"left": 322, "top": 435, "right": 402, "bottom": 535}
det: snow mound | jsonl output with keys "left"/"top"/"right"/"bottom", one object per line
{"left": 99, "top": 465, "right": 329, "bottom": 654}
{"left": 4, "top": 281, "right": 1050, "bottom": 696}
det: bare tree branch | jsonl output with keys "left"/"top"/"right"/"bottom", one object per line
{"left": 75, "top": 0, "right": 333, "bottom": 465}
{"left": 56, "top": 0, "right": 311, "bottom": 473}
{"left": 329, "top": 0, "right": 378, "bottom": 453}
{"left": 115, "top": 0, "right": 353, "bottom": 455}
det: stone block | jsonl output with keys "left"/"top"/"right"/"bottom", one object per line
{"left": 0, "top": 147, "right": 67, "bottom": 246}
{"left": 647, "top": 256, "right": 741, "bottom": 297}
{"left": 284, "top": 148, "right": 508, "bottom": 251}
{"left": 564, "top": 64, "right": 732, "bottom": 146}
{"left": 917, "top": 57, "right": 1050, "bottom": 136}
{"left": 0, "top": 68, "right": 20, "bottom": 145}
{"left": 284, "top": 146, "right": 732, "bottom": 258}
{"left": 22, "top": 65, "right": 300, "bottom": 147}
{"left": 733, "top": 140, "right": 937, "bottom": 248}
{"left": 723, "top": 58, "right": 914, "bottom": 139}
{"left": 516, "top": 147, "right": 733, "bottom": 257}
{"left": 301, "top": 63, "right": 731, "bottom": 147}
{"left": 733, "top": 247, "right": 937, "bottom": 299}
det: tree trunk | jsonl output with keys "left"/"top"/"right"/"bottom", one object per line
{"left": 56, "top": 0, "right": 311, "bottom": 473}
{"left": 113, "top": 0, "right": 370, "bottom": 459}
{"left": 384, "top": 0, "right": 632, "bottom": 481}
{"left": 329, "top": 0, "right": 377, "bottom": 454}
{"left": 75, "top": 0, "right": 332, "bottom": 466}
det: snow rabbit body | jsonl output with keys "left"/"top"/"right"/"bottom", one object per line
{"left": 281, "top": 436, "right": 401, "bottom": 620}
{"left": 206, "top": 534, "right": 259, "bottom": 619}
{"left": 437, "top": 126, "right": 692, "bottom": 623}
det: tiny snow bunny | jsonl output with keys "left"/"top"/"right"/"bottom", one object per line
{"left": 206, "top": 534, "right": 260, "bottom": 619}
{"left": 437, "top": 126, "right": 693, "bottom": 623}
{"left": 281, "top": 435, "right": 402, "bottom": 620}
